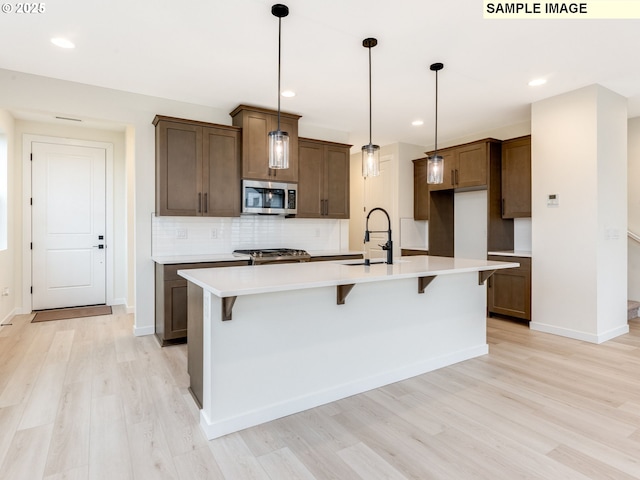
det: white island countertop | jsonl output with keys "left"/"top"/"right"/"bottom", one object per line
{"left": 178, "top": 255, "right": 519, "bottom": 298}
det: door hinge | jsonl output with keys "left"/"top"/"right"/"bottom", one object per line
{"left": 30, "top": 286, "right": 33, "bottom": 294}
{"left": 30, "top": 197, "right": 32, "bottom": 206}
{"left": 30, "top": 153, "right": 33, "bottom": 161}
{"left": 30, "top": 242, "right": 32, "bottom": 250}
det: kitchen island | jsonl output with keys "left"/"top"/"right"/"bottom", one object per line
{"left": 179, "top": 255, "right": 518, "bottom": 439}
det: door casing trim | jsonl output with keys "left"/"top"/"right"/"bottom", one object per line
{"left": 22, "top": 134, "right": 114, "bottom": 313}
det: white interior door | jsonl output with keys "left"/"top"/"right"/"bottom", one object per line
{"left": 31, "top": 142, "right": 106, "bottom": 310}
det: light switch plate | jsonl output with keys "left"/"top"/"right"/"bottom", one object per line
{"left": 547, "top": 194, "right": 559, "bottom": 207}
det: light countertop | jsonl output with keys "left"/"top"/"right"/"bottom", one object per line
{"left": 178, "top": 255, "right": 519, "bottom": 298}
{"left": 488, "top": 250, "right": 532, "bottom": 258}
{"left": 152, "top": 250, "right": 364, "bottom": 265}
{"left": 152, "top": 253, "right": 250, "bottom": 264}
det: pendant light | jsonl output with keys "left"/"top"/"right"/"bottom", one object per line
{"left": 362, "top": 37, "right": 380, "bottom": 178}
{"left": 427, "top": 62, "right": 444, "bottom": 184}
{"left": 269, "top": 4, "right": 290, "bottom": 170}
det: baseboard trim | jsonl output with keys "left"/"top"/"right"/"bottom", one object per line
{"left": 0, "top": 308, "right": 19, "bottom": 326}
{"left": 133, "top": 324, "right": 154, "bottom": 337}
{"left": 199, "top": 343, "right": 488, "bottom": 440}
{"left": 530, "top": 321, "right": 630, "bottom": 344}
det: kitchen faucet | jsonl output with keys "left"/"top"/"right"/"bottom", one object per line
{"left": 364, "top": 207, "right": 393, "bottom": 265}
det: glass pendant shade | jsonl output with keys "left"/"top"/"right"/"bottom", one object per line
{"left": 427, "top": 154, "right": 443, "bottom": 184}
{"left": 269, "top": 130, "right": 289, "bottom": 169}
{"left": 362, "top": 143, "right": 380, "bottom": 177}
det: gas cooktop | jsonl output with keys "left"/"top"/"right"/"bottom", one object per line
{"left": 233, "top": 248, "right": 310, "bottom": 265}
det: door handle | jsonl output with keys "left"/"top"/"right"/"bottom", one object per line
{"left": 92, "top": 245, "right": 105, "bottom": 249}
{"left": 198, "top": 193, "right": 202, "bottom": 213}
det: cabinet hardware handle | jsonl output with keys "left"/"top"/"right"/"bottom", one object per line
{"left": 325, "top": 199, "right": 328, "bottom": 216}
{"left": 455, "top": 169, "right": 459, "bottom": 185}
{"left": 204, "top": 193, "right": 208, "bottom": 213}
{"left": 451, "top": 169, "right": 454, "bottom": 186}
{"left": 198, "top": 193, "right": 202, "bottom": 213}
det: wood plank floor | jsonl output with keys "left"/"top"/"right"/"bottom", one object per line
{"left": 2, "top": 308, "right": 640, "bottom": 479}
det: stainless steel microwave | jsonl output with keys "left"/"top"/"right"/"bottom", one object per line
{"left": 241, "top": 179, "right": 297, "bottom": 215}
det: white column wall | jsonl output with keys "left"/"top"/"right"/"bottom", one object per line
{"left": 627, "top": 118, "right": 640, "bottom": 302}
{"left": 531, "top": 85, "right": 628, "bottom": 343}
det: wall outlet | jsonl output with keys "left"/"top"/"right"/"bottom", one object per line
{"left": 211, "top": 228, "right": 218, "bottom": 239}
{"left": 176, "top": 228, "right": 188, "bottom": 239}
{"left": 1, "top": 287, "right": 9, "bottom": 297}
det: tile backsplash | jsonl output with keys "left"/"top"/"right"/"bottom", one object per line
{"left": 152, "top": 215, "right": 349, "bottom": 256}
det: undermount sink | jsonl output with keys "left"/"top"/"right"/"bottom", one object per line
{"left": 340, "top": 259, "right": 409, "bottom": 266}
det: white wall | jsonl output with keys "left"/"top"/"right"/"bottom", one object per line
{"left": 0, "top": 109, "right": 16, "bottom": 325}
{"left": 628, "top": 118, "right": 640, "bottom": 302}
{"left": 0, "top": 68, "right": 351, "bottom": 335}
{"left": 531, "top": 85, "right": 628, "bottom": 343}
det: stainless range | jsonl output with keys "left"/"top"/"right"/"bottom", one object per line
{"left": 233, "top": 248, "right": 311, "bottom": 265}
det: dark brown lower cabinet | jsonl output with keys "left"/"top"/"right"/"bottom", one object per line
{"left": 401, "top": 249, "right": 429, "bottom": 256}
{"left": 155, "top": 261, "right": 249, "bottom": 346}
{"left": 487, "top": 255, "right": 531, "bottom": 321}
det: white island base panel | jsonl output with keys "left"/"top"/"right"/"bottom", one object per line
{"left": 198, "top": 271, "right": 488, "bottom": 440}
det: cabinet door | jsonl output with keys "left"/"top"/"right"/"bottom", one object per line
{"left": 297, "top": 140, "right": 324, "bottom": 217}
{"left": 487, "top": 256, "right": 531, "bottom": 320}
{"left": 269, "top": 115, "right": 299, "bottom": 183}
{"left": 427, "top": 150, "right": 456, "bottom": 191}
{"left": 325, "top": 145, "right": 350, "bottom": 218}
{"left": 203, "top": 126, "right": 241, "bottom": 217}
{"left": 164, "top": 279, "right": 188, "bottom": 340}
{"left": 413, "top": 158, "right": 429, "bottom": 220}
{"left": 156, "top": 121, "right": 203, "bottom": 216}
{"left": 457, "top": 142, "right": 487, "bottom": 188}
{"left": 501, "top": 136, "right": 531, "bottom": 218}
{"left": 241, "top": 110, "right": 271, "bottom": 180}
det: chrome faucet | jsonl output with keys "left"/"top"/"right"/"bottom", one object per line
{"left": 364, "top": 207, "right": 393, "bottom": 265}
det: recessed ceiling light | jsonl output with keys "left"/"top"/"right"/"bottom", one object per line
{"left": 528, "top": 78, "right": 546, "bottom": 87}
{"left": 51, "top": 37, "right": 75, "bottom": 49}
{"left": 281, "top": 90, "right": 295, "bottom": 98}
{"left": 412, "top": 120, "right": 424, "bottom": 126}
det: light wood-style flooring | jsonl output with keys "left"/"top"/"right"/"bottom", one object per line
{"left": 2, "top": 307, "right": 640, "bottom": 479}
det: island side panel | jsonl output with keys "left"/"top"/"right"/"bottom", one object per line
{"left": 200, "top": 271, "right": 487, "bottom": 439}
{"left": 186, "top": 281, "right": 204, "bottom": 408}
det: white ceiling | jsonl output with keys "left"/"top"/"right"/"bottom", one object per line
{"left": 1, "top": 0, "right": 639, "bottom": 149}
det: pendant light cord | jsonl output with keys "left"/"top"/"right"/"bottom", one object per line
{"left": 368, "top": 45, "right": 372, "bottom": 145}
{"left": 277, "top": 16, "right": 282, "bottom": 132}
{"left": 434, "top": 68, "right": 438, "bottom": 156}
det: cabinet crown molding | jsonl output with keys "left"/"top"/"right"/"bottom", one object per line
{"left": 229, "top": 104, "right": 302, "bottom": 120}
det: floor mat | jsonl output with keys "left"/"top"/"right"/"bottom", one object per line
{"left": 32, "top": 305, "right": 112, "bottom": 323}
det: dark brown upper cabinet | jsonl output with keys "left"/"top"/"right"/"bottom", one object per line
{"left": 501, "top": 135, "right": 531, "bottom": 218}
{"left": 297, "top": 138, "right": 351, "bottom": 219}
{"left": 154, "top": 115, "right": 241, "bottom": 217}
{"left": 230, "top": 105, "right": 301, "bottom": 183}
{"left": 426, "top": 139, "right": 499, "bottom": 191}
{"left": 412, "top": 157, "right": 429, "bottom": 220}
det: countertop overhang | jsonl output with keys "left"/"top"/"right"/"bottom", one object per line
{"left": 178, "top": 255, "right": 519, "bottom": 298}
